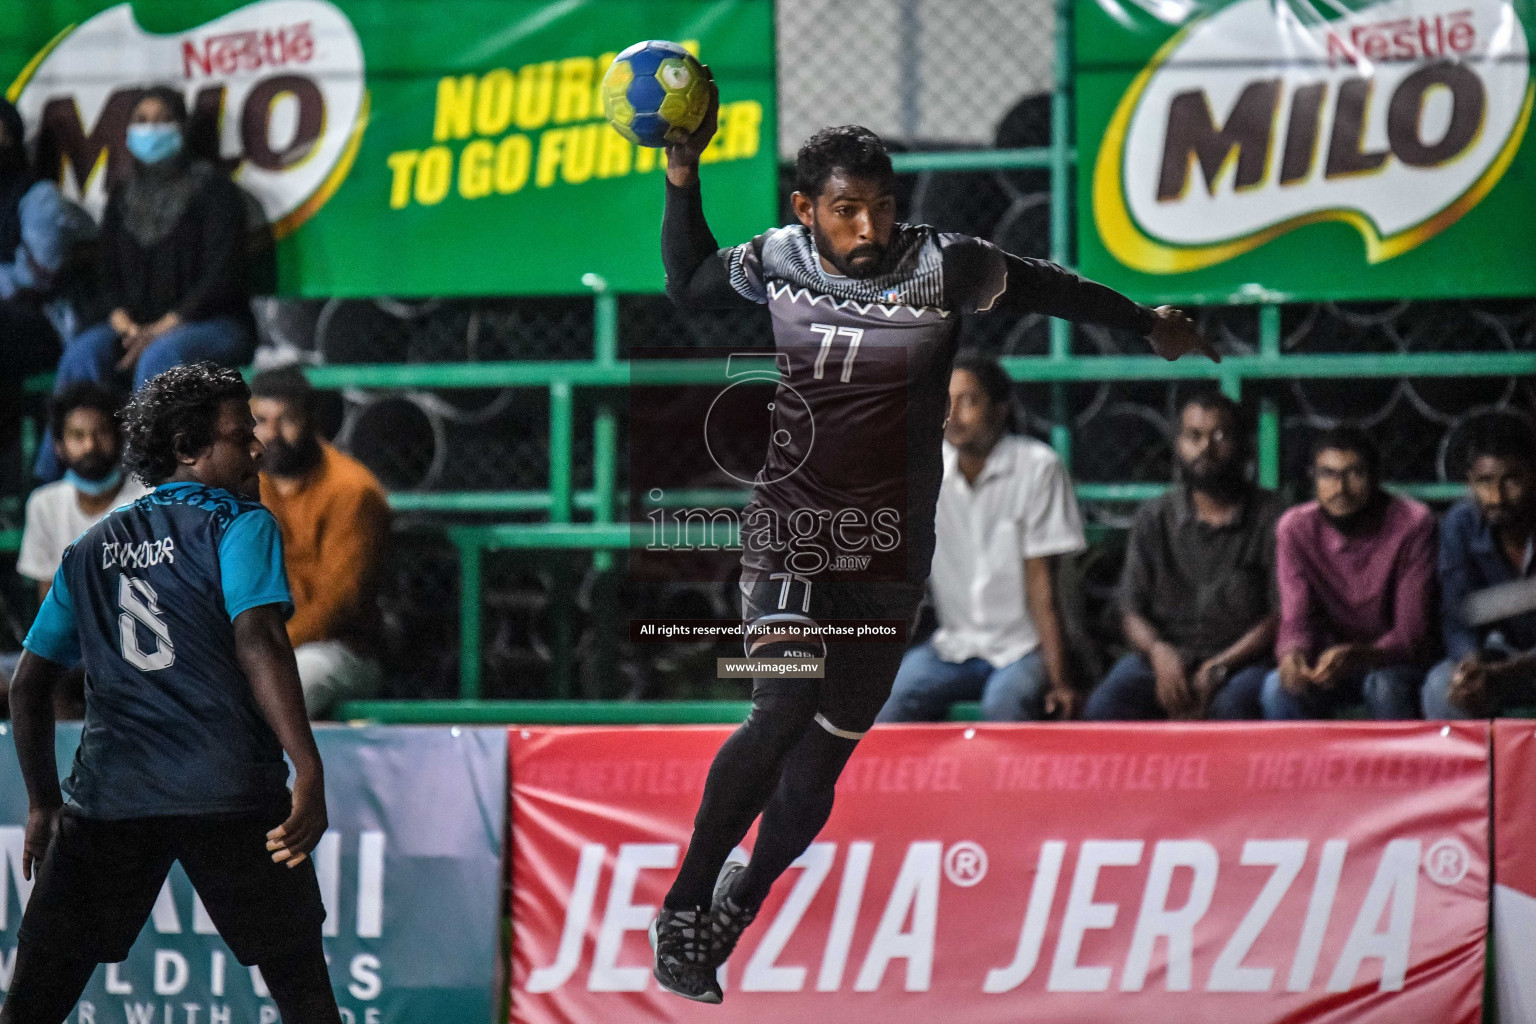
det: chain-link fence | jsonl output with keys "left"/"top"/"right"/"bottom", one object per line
{"left": 253, "top": 295, "right": 1536, "bottom": 496}
{"left": 233, "top": 290, "right": 1536, "bottom": 701}
{"left": 777, "top": 0, "right": 1057, "bottom": 153}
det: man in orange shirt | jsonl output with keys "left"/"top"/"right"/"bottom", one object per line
{"left": 250, "top": 366, "right": 390, "bottom": 718}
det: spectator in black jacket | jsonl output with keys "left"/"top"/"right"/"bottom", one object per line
{"left": 37, "top": 85, "right": 252, "bottom": 480}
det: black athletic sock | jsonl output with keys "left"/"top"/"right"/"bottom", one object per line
{"left": 664, "top": 676, "right": 819, "bottom": 910}
{"left": 736, "top": 723, "right": 858, "bottom": 907}
{"left": 258, "top": 942, "right": 341, "bottom": 1024}
{"left": 0, "top": 941, "right": 97, "bottom": 1024}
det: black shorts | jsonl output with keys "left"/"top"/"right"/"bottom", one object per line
{"left": 19, "top": 804, "right": 326, "bottom": 965}
{"left": 740, "top": 571, "right": 922, "bottom": 738}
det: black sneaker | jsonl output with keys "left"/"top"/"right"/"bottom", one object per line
{"left": 707, "top": 860, "right": 760, "bottom": 969}
{"left": 650, "top": 907, "right": 722, "bottom": 1004}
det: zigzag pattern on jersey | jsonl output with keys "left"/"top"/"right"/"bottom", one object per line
{"left": 734, "top": 223, "right": 948, "bottom": 311}
{"left": 763, "top": 281, "right": 951, "bottom": 319}
{"left": 726, "top": 240, "right": 769, "bottom": 303}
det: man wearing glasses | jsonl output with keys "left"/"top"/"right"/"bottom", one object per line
{"left": 1262, "top": 426, "right": 1436, "bottom": 719}
{"left": 1086, "top": 392, "right": 1281, "bottom": 720}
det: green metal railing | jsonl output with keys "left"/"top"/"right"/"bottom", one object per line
{"left": 289, "top": 323, "right": 1525, "bottom": 701}
{"left": 12, "top": 308, "right": 1518, "bottom": 696}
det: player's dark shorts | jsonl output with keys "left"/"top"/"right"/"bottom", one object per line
{"left": 19, "top": 802, "right": 326, "bottom": 965}
{"left": 740, "top": 570, "right": 922, "bottom": 739}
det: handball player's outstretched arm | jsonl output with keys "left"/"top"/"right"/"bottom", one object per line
{"left": 10, "top": 650, "right": 65, "bottom": 880}
{"left": 660, "top": 69, "right": 759, "bottom": 312}
{"left": 235, "top": 604, "right": 328, "bottom": 869}
{"left": 973, "top": 248, "right": 1220, "bottom": 362}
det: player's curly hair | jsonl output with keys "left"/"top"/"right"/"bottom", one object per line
{"left": 795, "top": 125, "right": 893, "bottom": 197}
{"left": 122, "top": 362, "right": 251, "bottom": 485}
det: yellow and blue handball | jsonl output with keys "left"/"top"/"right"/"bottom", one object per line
{"left": 601, "top": 40, "right": 709, "bottom": 148}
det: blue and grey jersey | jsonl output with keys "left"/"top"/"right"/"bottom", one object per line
{"left": 661, "top": 180, "right": 1155, "bottom": 582}
{"left": 24, "top": 481, "right": 294, "bottom": 819}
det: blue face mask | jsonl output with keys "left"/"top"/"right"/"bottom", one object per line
{"left": 65, "top": 466, "right": 124, "bottom": 497}
{"left": 125, "top": 123, "right": 183, "bottom": 165}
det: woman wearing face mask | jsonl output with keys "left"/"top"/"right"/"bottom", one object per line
{"left": 38, "top": 85, "right": 253, "bottom": 481}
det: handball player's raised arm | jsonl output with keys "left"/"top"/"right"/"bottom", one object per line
{"left": 660, "top": 69, "right": 1219, "bottom": 360}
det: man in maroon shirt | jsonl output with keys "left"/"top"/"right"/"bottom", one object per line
{"left": 1262, "top": 426, "right": 1437, "bottom": 719}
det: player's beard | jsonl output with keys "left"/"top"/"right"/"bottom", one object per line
{"left": 261, "top": 432, "right": 323, "bottom": 478}
{"left": 812, "top": 222, "right": 888, "bottom": 279}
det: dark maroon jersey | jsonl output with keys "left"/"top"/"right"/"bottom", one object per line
{"left": 661, "top": 180, "right": 1155, "bottom": 585}
{"left": 720, "top": 224, "right": 1004, "bottom": 582}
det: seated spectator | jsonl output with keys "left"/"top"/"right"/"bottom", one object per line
{"left": 0, "top": 98, "right": 95, "bottom": 475}
{"left": 1085, "top": 392, "right": 1280, "bottom": 720}
{"left": 251, "top": 367, "right": 390, "bottom": 718}
{"left": 37, "top": 86, "right": 253, "bottom": 480}
{"left": 2, "top": 382, "right": 147, "bottom": 713}
{"left": 1262, "top": 427, "right": 1436, "bottom": 719}
{"left": 877, "top": 352, "right": 1084, "bottom": 722}
{"left": 1422, "top": 421, "right": 1536, "bottom": 717}
{"left": 18, "top": 383, "right": 149, "bottom": 596}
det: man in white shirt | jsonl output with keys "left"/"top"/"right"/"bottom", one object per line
{"left": 3, "top": 383, "right": 147, "bottom": 713}
{"left": 17, "top": 383, "right": 148, "bottom": 599}
{"left": 877, "top": 352, "right": 1085, "bottom": 722}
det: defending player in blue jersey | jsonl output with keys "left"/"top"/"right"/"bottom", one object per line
{"left": 3, "top": 363, "right": 340, "bottom": 1023}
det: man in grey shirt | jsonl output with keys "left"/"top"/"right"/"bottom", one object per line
{"left": 1086, "top": 391, "right": 1282, "bottom": 719}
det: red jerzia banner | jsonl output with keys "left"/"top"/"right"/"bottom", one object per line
{"left": 510, "top": 722, "right": 1489, "bottom": 1024}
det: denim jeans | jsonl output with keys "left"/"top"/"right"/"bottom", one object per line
{"left": 1261, "top": 663, "right": 1424, "bottom": 720}
{"left": 1421, "top": 633, "right": 1536, "bottom": 719}
{"left": 1083, "top": 652, "right": 1268, "bottom": 721}
{"left": 876, "top": 640, "right": 1052, "bottom": 722}
{"left": 35, "top": 315, "right": 253, "bottom": 480}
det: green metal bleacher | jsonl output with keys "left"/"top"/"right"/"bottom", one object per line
{"left": 10, "top": 288, "right": 1525, "bottom": 724}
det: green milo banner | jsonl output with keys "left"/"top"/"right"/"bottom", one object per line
{"left": 0, "top": 0, "right": 776, "bottom": 296}
{"left": 0, "top": 725, "right": 509, "bottom": 1024}
{"left": 1075, "top": 0, "right": 1536, "bottom": 303}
